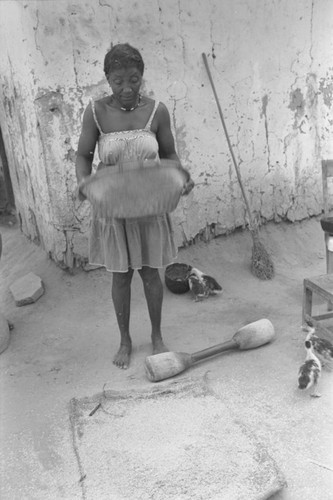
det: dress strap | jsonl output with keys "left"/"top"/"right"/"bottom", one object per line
{"left": 145, "top": 100, "right": 160, "bottom": 130}
{"left": 90, "top": 99, "right": 103, "bottom": 135}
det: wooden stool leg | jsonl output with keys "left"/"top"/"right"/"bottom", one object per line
{"left": 302, "top": 282, "right": 313, "bottom": 325}
{"left": 326, "top": 246, "right": 333, "bottom": 274}
{"left": 325, "top": 234, "right": 333, "bottom": 310}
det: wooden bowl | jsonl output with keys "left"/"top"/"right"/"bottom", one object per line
{"left": 81, "top": 160, "right": 187, "bottom": 219}
{"left": 320, "top": 216, "right": 333, "bottom": 234}
{"left": 165, "top": 263, "right": 192, "bottom": 294}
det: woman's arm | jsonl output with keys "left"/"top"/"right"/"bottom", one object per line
{"left": 155, "top": 102, "right": 179, "bottom": 161}
{"left": 75, "top": 103, "right": 100, "bottom": 200}
{"left": 75, "top": 103, "right": 99, "bottom": 184}
{"left": 155, "top": 102, "right": 194, "bottom": 195}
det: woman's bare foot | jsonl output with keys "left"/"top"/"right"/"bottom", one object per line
{"left": 152, "top": 336, "right": 169, "bottom": 355}
{"left": 113, "top": 343, "right": 132, "bottom": 369}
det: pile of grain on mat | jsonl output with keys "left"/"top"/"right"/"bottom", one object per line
{"left": 71, "top": 382, "right": 283, "bottom": 499}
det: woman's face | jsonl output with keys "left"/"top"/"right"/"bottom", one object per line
{"left": 108, "top": 66, "right": 142, "bottom": 110}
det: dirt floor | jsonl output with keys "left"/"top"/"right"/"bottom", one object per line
{"left": 0, "top": 214, "right": 333, "bottom": 499}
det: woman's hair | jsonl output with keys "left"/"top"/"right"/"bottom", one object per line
{"left": 104, "top": 43, "right": 144, "bottom": 77}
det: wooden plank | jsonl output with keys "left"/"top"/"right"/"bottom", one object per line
{"left": 322, "top": 231, "right": 333, "bottom": 276}
{"left": 302, "top": 284, "right": 312, "bottom": 324}
{"left": 322, "top": 160, "right": 333, "bottom": 216}
{"left": 304, "top": 275, "right": 333, "bottom": 298}
{"left": 322, "top": 160, "right": 329, "bottom": 215}
{"left": 303, "top": 314, "right": 333, "bottom": 340}
{"left": 311, "top": 312, "right": 333, "bottom": 321}
{"left": 322, "top": 159, "right": 333, "bottom": 176}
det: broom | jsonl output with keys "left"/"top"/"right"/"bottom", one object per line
{"left": 202, "top": 53, "right": 274, "bottom": 280}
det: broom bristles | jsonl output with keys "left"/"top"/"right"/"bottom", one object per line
{"left": 251, "top": 235, "right": 274, "bottom": 280}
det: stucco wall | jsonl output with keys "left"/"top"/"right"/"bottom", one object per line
{"left": 0, "top": 0, "right": 332, "bottom": 267}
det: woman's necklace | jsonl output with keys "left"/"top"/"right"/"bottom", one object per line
{"left": 119, "top": 94, "right": 141, "bottom": 112}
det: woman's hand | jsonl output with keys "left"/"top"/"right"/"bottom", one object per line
{"left": 182, "top": 177, "right": 195, "bottom": 195}
{"left": 76, "top": 177, "right": 89, "bottom": 201}
{"left": 180, "top": 167, "right": 194, "bottom": 196}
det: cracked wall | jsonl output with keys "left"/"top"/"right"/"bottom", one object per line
{"left": 0, "top": 0, "right": 332, "bottom": 267}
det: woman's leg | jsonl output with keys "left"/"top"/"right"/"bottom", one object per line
{"left": 138, "top": 266, "right": 168, "bottom": 354}
{"left": 112, "top": 269, "right": 134, "bottom": 368}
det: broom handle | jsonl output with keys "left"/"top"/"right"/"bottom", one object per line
{"left": 202, "top": 53, "right": 254, "bottom": 228}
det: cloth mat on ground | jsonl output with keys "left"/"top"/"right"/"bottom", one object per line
{"left": 69, "top": 378, "right": 286, "bottom": 500}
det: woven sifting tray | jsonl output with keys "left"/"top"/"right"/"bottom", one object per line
{"left": 81, "top": 159, "right": 187, "bottom": 219}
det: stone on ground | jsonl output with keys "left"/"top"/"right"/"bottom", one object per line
{"left": 9, "top": 272, "right": 44, "bottom": 306}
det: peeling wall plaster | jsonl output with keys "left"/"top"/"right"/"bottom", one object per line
{"left": 0, "top": 0, "right": 333, "bottom": 268}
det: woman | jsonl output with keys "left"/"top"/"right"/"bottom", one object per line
{"left": 76, "top": 43, "right": 193, "bottom": 369}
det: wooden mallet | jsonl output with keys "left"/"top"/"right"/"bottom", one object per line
{"left": 145, "top": 319, "right": 275, "bottom": 382}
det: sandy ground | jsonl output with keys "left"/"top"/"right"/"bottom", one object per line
{"left": 0, "top": 215, "right": 333, "bottom": 499}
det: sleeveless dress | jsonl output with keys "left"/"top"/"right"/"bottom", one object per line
{"left": 89, "top": 99, "right": 177, "bottom": 273}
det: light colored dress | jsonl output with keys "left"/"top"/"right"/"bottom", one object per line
{"left": 89, "top": 99, "right": 177, "bottom": 272}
